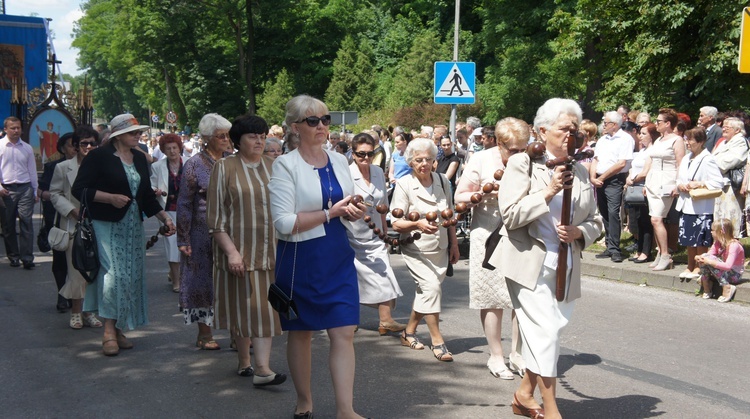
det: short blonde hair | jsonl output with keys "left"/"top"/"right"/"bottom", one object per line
{"left": 495, "top": 117, "right": 530, "bottom": 147}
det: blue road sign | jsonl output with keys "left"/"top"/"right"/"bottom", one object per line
{"left": 434, "top": 61, "right": 475, "bottom": 105}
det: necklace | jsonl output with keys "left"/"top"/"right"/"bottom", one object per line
{"left": 325, "top": 165, "right": 333, "bottom": 209}
{"left": 168, "top": 160, "right": 180, "bottom": 175}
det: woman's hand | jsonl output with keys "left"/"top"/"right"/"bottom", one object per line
{"left": 687, "top": 181, "right": 703, "bottom": 190}
{"left": 109, "top": 194, "right": 131, "bottom": 208}
{"left": 677, "top": 184, "right": 690, "bottom": 193}
{"left": 179, "top": 245, "right": 192, "bottom": 257}
{"left": 556, "top": 224, "right": 582, "bottom": 244}
{"left": 227, "top": 252, "right": 245, "bottom": 277}
{"left": 332, "top": 195, "right": 366, "bottom": 220}
{"left": 417, "top": 219, "right": 439, "bottom": 235}
{"left": 625, "top": 176, "right": 633, "bottom": 187}
{"left": 449, "top": 242, "right": 460, "bottom": 264}
{"left": 163, "top": 218, "right": 176, "bottom": 236}
{"left": 547, "top": 166, "right": 573, "bottom": 200}
{"left": 153, "top": 188, "right": 165, "bottom": 197}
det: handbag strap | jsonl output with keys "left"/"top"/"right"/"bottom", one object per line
{"left": 275, "top": 219, "right": 299, "bottom": 299}
{"left": 689, "top": 156, "right": 706, "bottom": 181}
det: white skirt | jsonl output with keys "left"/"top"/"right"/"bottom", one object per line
{"left": 507, "top": 265, "right": 575, "bottom": 377}
{"left": 162, "top": 211, "right": 180, "bottom": 262}
{"left": 351, "top": 236, "right": 403, "bottom": 305}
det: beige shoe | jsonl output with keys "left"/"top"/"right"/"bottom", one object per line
{"left": 69, "top": 313, "right": 83, "bottom": 330}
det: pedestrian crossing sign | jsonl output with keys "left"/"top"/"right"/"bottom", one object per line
{"left": 434, "top": 61, "right": 475, "bottom": 104}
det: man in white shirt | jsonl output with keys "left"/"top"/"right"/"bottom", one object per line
{"left": 0, "top": 117, "right": 39, "bottom": 268}
{"left": 590, "top": 111, "right": 634, "bottom": 262}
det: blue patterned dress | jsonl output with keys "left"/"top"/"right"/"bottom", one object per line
{"left": 83, "top": 162, "right": 147, "bottom": 331}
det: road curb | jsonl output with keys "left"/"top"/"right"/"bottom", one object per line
{"left": 581, "top": 252, "right": 750, "bottom": 304}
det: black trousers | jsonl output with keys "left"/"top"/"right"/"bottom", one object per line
{"left": 596, "top": 173, "right": 627, "bottom": 254}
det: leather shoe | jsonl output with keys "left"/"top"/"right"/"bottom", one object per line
{"left": 633, "top": 257, "right": 651, "bottom": 264}
{"left": 22, "top": 262, "right": 35, "bottom": 270}
{"left": 56, "top": 295, "right": 70, "bottom": 313}
{"left": 512, "top": 393, "right": 544, "bottom": 418}
{"left": 9, "top": 258, "right": 20, "bottom": 267}
{"left": 611, "top": 253, "right": 624, "bottom": 263}
{"left": 594, "top": 250, "right": 612, "bottom": 259}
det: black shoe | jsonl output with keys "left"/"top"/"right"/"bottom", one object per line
{"left": 56, "top": 295, "right": 70, "bottom": 313}
{"left": 22, "top": 262, "right": 35, "bottom": 270}
{"left": 633, "top": 257, "right": 652, "bottom": 264}
{"left": 237, "top": 366, "right": 254, "bottom": 377}
{"left": 293, "top": 410, "right": 313, "bottom": 419}
{"left": 611, "top": 253, "right": 624, "bottom": 263}
{"left": 253, "top": 372, "right": 287, "bottom": 387}
{"left": 595, "top": 250, "right": 612, "bottom": 259}
{"left": 624, "top": 243, "right": 637, "bottom": 252}
{"left": 9, "top": 258, "right": 20, "bottom": 267}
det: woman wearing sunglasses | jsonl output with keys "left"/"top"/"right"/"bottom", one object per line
{"left": 454, "top": 117, "right": 529, "bottom": 379}
{"left": 269, "top": 95, "right": 367, "bottom": 419}
{"left": 347, "top": 132, "right": 405, "bottom": 335}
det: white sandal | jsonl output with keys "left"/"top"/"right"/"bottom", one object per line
{"left": 69, "top": 313, "right": 83, "bottom": 330}
{"left": 82, "top": 312, "right": 103, "bottom": 328}
{"left": 487, "top": 357, "right": 514, "bottom": 380}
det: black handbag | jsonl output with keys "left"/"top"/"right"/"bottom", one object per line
{"left": 623, "top": 185, "right": 647, "bottom": 205}
{"left": 72, "top": 190, "right": 99, "bottom": 283}
{"left": 729, "top": 165, "right": 745, "bottom": 190}
{"left": 269, "top": 223, "right": 299, "bottom": 321}
{"left": 36, "top": 201, "right": 51, "bottom": 253}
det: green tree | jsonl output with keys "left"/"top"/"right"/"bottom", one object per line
{"left": 325, "top": 36, "right": 377, "bottom": 112}
{"left": 256, "top": 68, "right": 295, "bottom": 125}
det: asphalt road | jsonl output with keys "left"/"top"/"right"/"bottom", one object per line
{"left": 1, "top": 219, "right": 749, "bottom": 418}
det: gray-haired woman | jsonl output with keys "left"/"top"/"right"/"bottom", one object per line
{"left": 264, "top": 137, "right": 283, "bottom": 160}
{"left": 176, "top": 113, "right": 232, "bottom": 350}
{"left": 391, "top": 138, "right": 460, "bottom": 362}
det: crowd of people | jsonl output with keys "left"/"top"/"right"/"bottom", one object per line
{"left": 2, "top": 95, "right": 748, "bottom": 419}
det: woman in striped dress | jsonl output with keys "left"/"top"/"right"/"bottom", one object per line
{"left": 207, "top": 114, "right": 286, "bottom": 386}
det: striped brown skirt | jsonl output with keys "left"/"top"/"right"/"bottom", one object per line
{"left": 213, "top": 268, "right": 282, "bottom": 338}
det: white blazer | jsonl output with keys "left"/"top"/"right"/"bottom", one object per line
{"left": 49, "top": 157, "right": 81, "bottom": 233}
{"left": 270, "top": 149, "right": 355, "bottom": 242}
{"left": 150, "top": 156, "right": 187, "bottom": 208}
{"left": 675, "top": 149, "right": 725, "bottom": 215}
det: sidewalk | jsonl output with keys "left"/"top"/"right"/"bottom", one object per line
{"left": 580, "top": 251, "right": 750, "bottom": 304}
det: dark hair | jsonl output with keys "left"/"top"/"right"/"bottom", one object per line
{"left": 482, "top": 126, "right": 495, "bottom": 138}
{"left": 229, "top": 114, "right": 269, "bottom": 149}
{"left": 56, "top": 132, "right": 74, "bottom": 154}
{"left": 685, "top": 126, "right": 707, "bottom": 144}
{"left": 352, "top": 132, "right": 377, "bottom": 151}
{"left": 159, "top": 133, "right": 183, "bottom": 153}
{"left": 72, "top": 126, "right": 100, "bottom": 149}
{"left": 621, "top": 121, "right": 639, "bottom": 133}
{"left": 397, "top": 132, "right": 413, "bottom": 144}
{"left": 658, "top": 108, "right": 678, "bottom": 128}
{"left": 336, "top": 141, "right": 349, "bottom": 153}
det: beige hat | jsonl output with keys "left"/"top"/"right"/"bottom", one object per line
{"left": 109, "top": 113, "right": 149, "bottom": 139}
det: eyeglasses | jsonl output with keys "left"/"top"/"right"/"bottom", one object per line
{"left": 413, "top": 157, "right": 434, "bottom": 164}
{"left": 603, "top": 121, "right": 615, "bottom": 126}
{"left": 655, "top": 119, "right": 666, "bottom": 124}
{"left": 353, "top": 151, "right": 375, "bottom": 158}
{"left": 297, "top": 115, "right": 332, "bottom": 127}
{"left": 79, "top": 141, "right": 97, "bottom": 148}
{"left": 213, "top": 133, "right": 229, "bottom": 140}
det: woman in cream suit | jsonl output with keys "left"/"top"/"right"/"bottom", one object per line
{"left": 489, "top": 98, "right": 603, "bottom": 419}
{"left": 391, "top": 138, "right": 460, "bottom": 362}
{"left": 150, "top": 133, "right": 186, "bottom": 292}
{"left": 49, "top": 126, "right": 103, "bottom": 330}
{"left": 712, "top": 117, "right": 748, "bottom": 238}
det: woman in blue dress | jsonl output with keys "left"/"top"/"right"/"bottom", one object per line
{"left": 270, "top": 95, "right": 367, "bottom": 419}
{"left": 73, "top": 114, "right": 175, "bottom": 356}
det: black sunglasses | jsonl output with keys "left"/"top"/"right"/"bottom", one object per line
{"left": 353, "top": 151, "right": 375, "bottom": 158}
{"left": 297, "top": 115, "right": 331, "bottom": 127}
{"left": 79, "top": 141, "right": 97, "bottom": 147}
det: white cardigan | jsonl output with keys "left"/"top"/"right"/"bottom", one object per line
{"left": 675, "top": 149, "right": 725, "bottom": 215}
{"left": 270, "top": 149, "right": 355, "bottom": 242}
{"left": 150, "top": 156, "right": 187, "bottom": 209}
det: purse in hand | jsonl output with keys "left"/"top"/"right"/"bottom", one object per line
{"left": 689, "top": 188, "right": 722, "bottom": 201}
{"left": 72, "top": 190, "right": 100, "bottom": 283}
{"left": 624, "top": 185, "right": 647, "bottom": 205}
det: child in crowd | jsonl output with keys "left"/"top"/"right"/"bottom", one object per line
{"left": 695, "top": 219, "right": 745, "bottom": 302}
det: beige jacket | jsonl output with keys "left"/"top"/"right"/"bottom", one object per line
{"left": 49, "top": 157, "right": 81, "bottom": 234}
{"left": 488, "top": 153, "right": 603, "bottom": 301}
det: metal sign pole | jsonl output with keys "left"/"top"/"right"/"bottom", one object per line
{"left": 450, "top": 0, "right": 460, "bottom": 141}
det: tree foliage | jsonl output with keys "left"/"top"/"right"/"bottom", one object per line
{"left": 73, "top": 0, "right": 750, "bottom": 129}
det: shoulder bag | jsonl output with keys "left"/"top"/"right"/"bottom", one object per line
{"left": 268, "top": 222, "right": 299, "bottom": 321}
{"left": 47, "top": 211, "right": 71, "bottom": 252}
{"left": 72, "top": 189, "right": 100, "bottom": 283}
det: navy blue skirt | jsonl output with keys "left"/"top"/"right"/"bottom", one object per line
{"left": 678, "top": 213, "right": 714, "bottom": 247}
